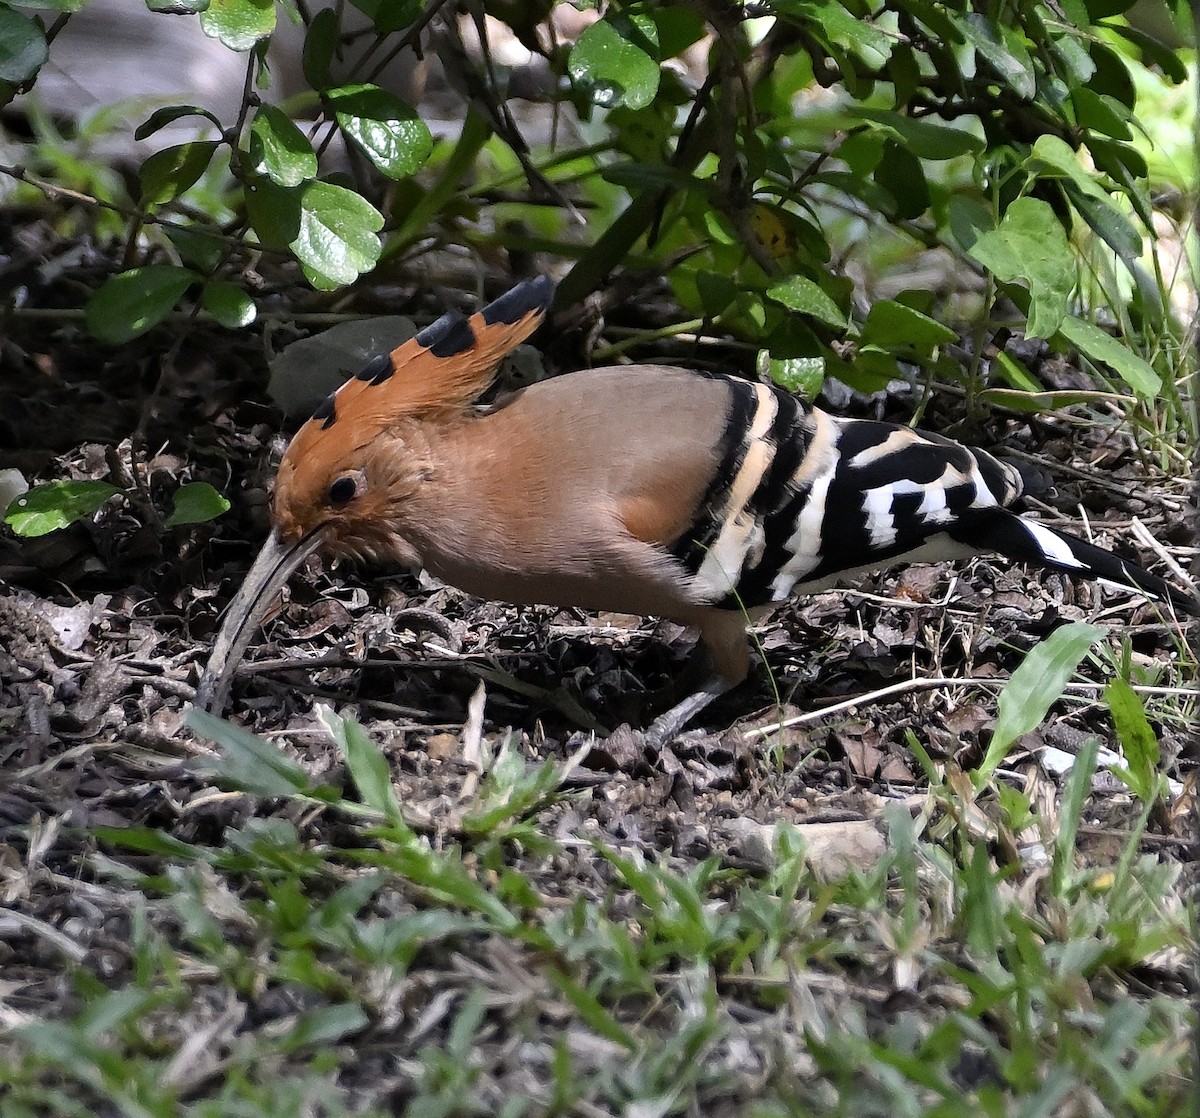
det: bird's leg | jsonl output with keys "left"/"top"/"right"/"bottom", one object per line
{"left": 643, "top": 673, "right": 737, "bottom": 750}
{"left": 642, "top": 609, "right": 749, "bottom": 749}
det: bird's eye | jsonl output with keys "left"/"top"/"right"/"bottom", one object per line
{"left": 328, "top": 474, "right": 361, "bottom": 507}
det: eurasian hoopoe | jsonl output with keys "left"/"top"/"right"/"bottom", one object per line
{"left": 197, "top": 276, "right": 1198, "bottom": 741}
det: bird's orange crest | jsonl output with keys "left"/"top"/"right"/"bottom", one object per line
{"left": 281, "top": 275, "right": 554, "bottom": 471}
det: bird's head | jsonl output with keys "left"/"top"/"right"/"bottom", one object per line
{"left": 195, "top": 275, "right": 554, "bottom": 714}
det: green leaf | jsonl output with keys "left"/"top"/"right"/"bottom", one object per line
{"left": 1056, "top": 316, "right": 1160, "bottom": 399}
{"left": 773, "top": 0, "right": 892, "bottom": 68}
{"left": 295, "top": 180, "right": 384, "bottom": 289}
{"left": 302, "top": 7, "right": 338, "bottom": 89}
{"left": 165, "top": 482, "right": 231, "bottom": 527}
{"left": 91, "top": 825, "right": 205, "bottom": 861}
{"left": 327, "top": 84, "right": 433, "bottom": 179}
{"left": 1051, "top": 28, "right": 1095, "bottom": 85}
{"left": 766, "top": 275, "right": 848, "bottom": 330}
{"left": 350, "top": 0, "right": 421, "bottom": 34}
{"left": 245, "top": 174, "right": 301, "bottom": 251}
{"left": 85, "top": 265, "right": 197, "bottom": 343}
{"left": 5, "top": 481, "right": 122, "bottom": 537}
{"left": 991, "top": 351, "right": 1042, "bottom": 392}
{"left": 199, "top": 0, "right": 276, "bottom": 51}
{"left": 861, "top": 300, "right": 957, "bottom": 358}
{"left": 958, "top": 13, "right": 1035, "bottom": 99}
{"left": 967, "top": 197, "right": 1074, "bottom": 339}
{"left": 851, "top": 108, "right": 984, "bottom": 160}
{"left": 247, "top": 177, "right": 384, "bottom": 290}
{"left": 1104, "top": 677, "right": 1161, "bottom": 804}
{"left": 200, "top": 281, "right": 256, "bottom": 328}
{"left": 1031, "top": 135, "right": 1119, "bottom": 205}
{"left": 167, "top": 227, "right": 225, "bottom": 272}
{"left": 761, "top": 354, "right": 825, "bottom": 401}
{"left": 694, "top": 271, "right": 738, "bottom": 317}
{"left": 648, "top": 5, "right": 706, "bottom": 59}
{"left": 1072, "top": 87, "right": 1132, "bottom": 140}
{"left": 135, "top": 104, "right": 222, "bottom": 141}
{"left": 874, "top": 141, "right": 928, "bottom": 219}
{"left": 277, "top": 1004, "right": 369, "bottom": 1052}
{"left": 568, "top": 17, "right": 661, "bottom": 111}
{"left": 1067, "top": 186, "right": 1141, "bottom": 263}
{"left": 185, "top": 707, "right": 314, "bottom": 797}
{"left": 1051, "top": 735, "right": 1098, "bottom": 893}
{"left": 974, "top": 622, "right": 1107, "bottom": 788}
{"left": 139, "top": 140, "right": 219, "bottom": 204}
{"left": 0, "top": 8, "right": 47, "bottom": 82}
{"left": 547, "top": 969, "right": 636, "bottom": 1051}
{"left": 317, "top": 706, "right": 403, "bottom": 822}
{"left": 249, "top": 105, "right": 317, "bottom": 187}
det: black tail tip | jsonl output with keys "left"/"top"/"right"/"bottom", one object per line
{"left": 481, "top": 275, "right": 555, "bottom": 326}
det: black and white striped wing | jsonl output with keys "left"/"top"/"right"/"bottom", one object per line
{"left": 670, "top": 376, "right": 1195, "bottom": 617}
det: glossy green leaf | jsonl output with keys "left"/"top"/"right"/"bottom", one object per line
{"left": 295, "top": 180, "right": 384, "bottom": 289}
{"left": 199, "top": 0, "right": 276, "bottom": 51}
{"left": 201, "top": 281, "right": 256, "bottom": 328}
{"left": 975, "top": 623, "right": 1107, "bottom": 787}
{"left": 250, "top": 178, "right": 383, "bottom": 290}
{"left": 1057, "top": 316, "right": 1160, "bottom": 399}
{"left": 139, "top": 140, "right": 219, "bottom": 204}
{"left": 0, "top": 8, "right": 47, "bottom": 82}
{"left": 85, "top": 265, "right": 197, "bottom": 343}
{"left": 762, "top": 354, "right": 825, "bottom": 401}
{"left": 568, "top": 16, "right": 660, "bottom": 111}
{"left": 967, "top": 197, "right": 1074, "bottom": 339}
{"left": 5, "top": 481, "right": 122, "bottom": 537}
{"left": 328, "top": 84, "right": 433, "bottom": 179}
{"left": 166, "top": 482, "right": 231, "bottom": 527}
{"left": 766, "top": 275, "right": 848, "bottom": 330}
{"left": 249, "top": 105, "right": 317, "bottom": 187}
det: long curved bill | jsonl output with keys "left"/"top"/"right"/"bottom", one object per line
{"left": 194, "top": 529, "right": 326, "bottom": 715}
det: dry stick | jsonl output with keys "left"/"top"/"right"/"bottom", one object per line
{"left": 1129, "top": 516, "right": 1197, "bottom": 590}
{"left": 741, "top": 675, "right": 1200, "bottom": 741}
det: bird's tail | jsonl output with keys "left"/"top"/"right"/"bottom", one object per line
{"left": 948, "top": 507, "right": 1198, "bottom": 618}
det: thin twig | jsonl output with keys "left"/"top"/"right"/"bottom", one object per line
{"left": 743, "top": 675, "right": 1200, "bottom": 740}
